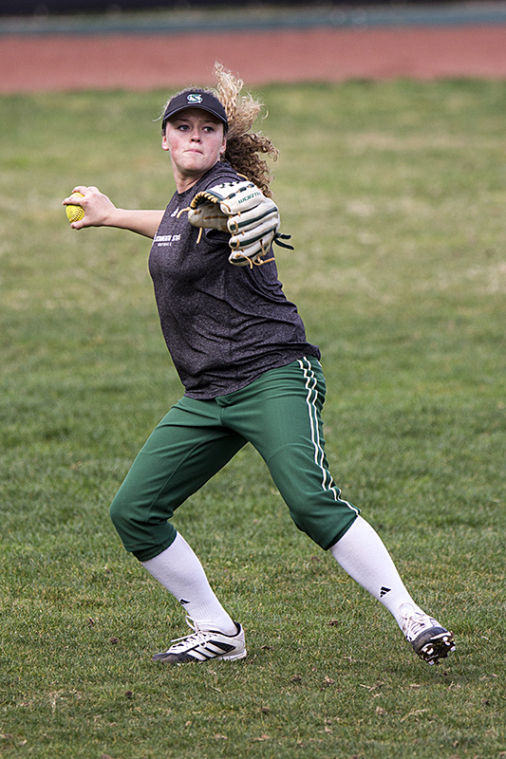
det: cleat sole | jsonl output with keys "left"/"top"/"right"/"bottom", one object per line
{"left": 415, "top": 630, "right": 455, "bottom": 665}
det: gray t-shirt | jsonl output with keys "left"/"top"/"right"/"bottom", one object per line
{"left": 148, "top": 161, "right": 320, "bottom": 399}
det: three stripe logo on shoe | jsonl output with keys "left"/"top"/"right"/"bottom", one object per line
{"left": 380, "top": 586, "right": 391, "bottom": 597}
{"left": 152, "top": 621, "right": 246, "bottom": 664}
{"left": 186, "top": 640, "right": 236, "bottom": 661}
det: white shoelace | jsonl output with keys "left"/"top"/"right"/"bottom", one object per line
{"left": 402, "top": 611, "right": 435, "bottom": 641}
{"left": 405, "top": 613, "right": 427, "bottom": 635}
{"left": 168, "top": 617, "right": 208, "bottom": 651}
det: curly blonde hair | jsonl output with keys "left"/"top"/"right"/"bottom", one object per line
{"left": 162, "top": 64, "right": 278, "bottom": 196}
{"left": 213, "top": 63, "right": 278, "bottom": 197}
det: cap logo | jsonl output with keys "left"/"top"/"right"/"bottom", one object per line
{"left": 187, "top": 93, "right": 203, "bottom": 104}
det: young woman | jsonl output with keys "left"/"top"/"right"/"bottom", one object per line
{"left": 63, "top": 65, "right": 454, "bottom": 666}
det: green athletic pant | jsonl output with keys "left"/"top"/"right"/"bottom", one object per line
{"left": 110, "top": 356, "right": 359, "bottom": 562}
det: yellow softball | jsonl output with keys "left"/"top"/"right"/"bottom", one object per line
{"left": 65, "top": 191, "right": 85, "bottom": 223}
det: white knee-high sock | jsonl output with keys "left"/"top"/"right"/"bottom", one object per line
{"left": 142, "top": 532, "right": 237, "bottom": 635}
{"left": 330, "top": 516, "right": 424, "bottom": 630}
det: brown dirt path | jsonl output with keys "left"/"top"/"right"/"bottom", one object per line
{"left": 1, "top": 24, "right": 505, "bottom": 93}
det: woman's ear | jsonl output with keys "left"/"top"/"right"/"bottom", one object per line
{"left": 162, "top": 134, "right": 170, "bottom": 152}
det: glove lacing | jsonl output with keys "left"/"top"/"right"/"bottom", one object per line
{"left": 177, "top": 205, "right": 293, "bottom": 265}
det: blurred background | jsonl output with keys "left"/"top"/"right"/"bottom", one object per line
{"left": 3, "top": 0, "right": 506, "bottom": 18}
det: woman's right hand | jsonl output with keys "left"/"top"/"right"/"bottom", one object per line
{"left": 63, "top": 185, "right": 117, "bottom": 230}
{"left": 63, "top": 186, "right": 164, "bottom": 239}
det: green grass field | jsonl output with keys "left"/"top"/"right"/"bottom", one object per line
{"left": 0, "top": 79, "right": 504, "bottom": 758}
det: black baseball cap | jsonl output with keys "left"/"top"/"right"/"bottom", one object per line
{"left": 161, "top": 90, "right": 228, "bottom": 132}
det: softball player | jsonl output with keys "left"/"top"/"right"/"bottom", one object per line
{"left": 63, "top": 65, "right": 454, "bottom": 666}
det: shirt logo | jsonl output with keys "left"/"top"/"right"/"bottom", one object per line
{"left": 187, "top": 93, "right": 203, "bottom": 104}
{"left": 153, "top": 233, "right": 181, "bottom": 247}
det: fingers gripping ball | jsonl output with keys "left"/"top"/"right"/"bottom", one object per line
{"left": 65, "top": 192, "right": 85, "bottom": 223}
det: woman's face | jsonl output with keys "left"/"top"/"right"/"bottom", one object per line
{"left": 162, "top": 108, "right": 226, "bottom": 184}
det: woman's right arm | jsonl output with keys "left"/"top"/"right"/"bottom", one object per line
{"left": 63, "top": 185, "right": 164, "bottom": 239}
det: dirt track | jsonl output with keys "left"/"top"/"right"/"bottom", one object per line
{"left": 1, "top": 23, "right": 505, "bottom": 92}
